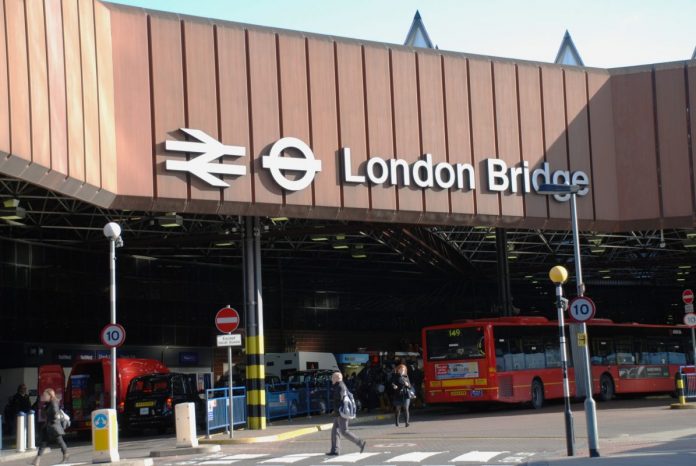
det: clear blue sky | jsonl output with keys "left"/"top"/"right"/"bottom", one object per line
{"left": 109, "top": 0, "right": 695, "bottom": 68}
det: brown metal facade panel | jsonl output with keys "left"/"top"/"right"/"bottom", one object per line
{"left": 493, "top": 61, "right": 523, "bottom": 218}
{"left": 611, "top": 72, "right": 661, "bottom": 221}
{"left": 564, "top": 69, "right": 593, "bottom": 221}
{"left": 0, "top": 1, "right": 8, "bottom": 154}
{"left": 247, "top": 29, "right": 283, "bottom": 206}
{"left": 517, "top": 65, "right": 547, "bottom": 221}
{"left": 78, "top": 0, "right": 101, "bottom": 188}
{"left": 25, "top": 0, "right": 50, "bottom": 175}
{"left": 442, "top": 55, "right": 475, "bottom": 216}
{"left": 335, "top": 42, "right": 369, "bottom": 211}
{"left": 306, "top": 38, "right": 341, "bottom": 208}
{"left": 391, "top": 49, "right": 423, "bottom": 215}
{"left": 149, "top": 14, "right": 188, "bottom": 209}
{"left": 277, "top": 34, "right": 312, "bottom": 207}
{"left": 183, "top": 19, "right": 221, "bottom": 207}
{"left": 44, "top": 0, "right": 68, "bottom": 177}
{"left": 654, "top": 67, "right": 692, "bottom": 219}
{"left": 689, "top": 64, "right": 696, "bottom": 214}
{"left": 468, "top": 58, "right": 499, "bottom": 217}
{"left": 217, "top": 25, "right": 252, "bottom": 210}
{"left": 418, "top": 52, "right": 449, "bottom": 215}
{"left": 541, "top": 67, "right": 568, "bottom": 219}
{"left": 109, "top": 5, "right": 153, "bottom": 201}
{"left": 95, "top": 1, "right": 117, "bottom": 195}
{"left": 363, "top": 46, "right": 396, "bottom": 212}
{"left": 587, "top": 72, "right": 619, "bottom": 225}
{"left": 62, "top": 0, "right": 85, "bottom": 183}
{"left": 5, "top": 0, "right": 32, "bottom": 161}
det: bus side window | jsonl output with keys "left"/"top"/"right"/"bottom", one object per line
{"left": 495, "top": 338, "right": 507, "bottom": 371}
{"left": 590, "top": 338, "right": 613, "bottom": 365}
{"left": 523, "top": 339, "right": 544, "bottom": 369}
{"left": 544, "top": 337, "right": 560, "bottom": 368}
{"left": 615, "top": 338, "right": 634, "bottom": 364}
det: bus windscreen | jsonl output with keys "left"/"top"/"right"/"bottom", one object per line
{"left": 426, "top": 327, "right": 485, "bottom": 360}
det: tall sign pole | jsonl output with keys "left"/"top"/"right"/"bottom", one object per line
{"left": 549, "top": 266, "right": 575, "bottom": 457}
{"left": 682, "top": 289, "right": 696, "bottom": 365}
{"left": 215, "top": 306, "right": 240, "bottom": 439}
{"left": 569, "top": 192, "right": 600, "bottom": 458}
{"left": 103, "top": 223, "right": 123, "bottom": 411}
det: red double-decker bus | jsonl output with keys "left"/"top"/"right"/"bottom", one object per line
{"left": 422, "top": 316, "right": 692, "bottom": 408}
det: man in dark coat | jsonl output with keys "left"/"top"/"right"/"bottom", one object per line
{"left": 326, "top": 372, "right": 366, "bottom": 456}
{"left": 3, "top": 384, "right": 31, "bottom": 435}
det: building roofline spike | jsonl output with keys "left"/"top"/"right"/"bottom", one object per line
{"left": 692, "top": 46, "right": 696, "bottom": 60}
{"left": 404, "top": 10, "right": 434, "bottom": 49}
{"left": 554, "top": 30, "right": 585, "bottom": 66}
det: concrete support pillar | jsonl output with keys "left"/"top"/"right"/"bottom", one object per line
{"left": 495, "top": 228, "right": 513, "bottom": 316}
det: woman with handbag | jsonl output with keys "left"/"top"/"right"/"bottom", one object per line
{"left": 31, "top": 388, "right": 69, "bottom": 466}
{"left": 390, "top": 364, "right": 414, "bottom": 427}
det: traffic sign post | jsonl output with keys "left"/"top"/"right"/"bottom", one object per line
{"left": 567, "top": 296, "right": 597, "bottom": 323}
{"left": 100, "top": 323, "right": 126, "bottom": 348}
{"left": 215, "top": 307, "right": 240, "bottom": 333}
{"left": 215, "top": 306, "right": 240, "bottom": 439}
{"left": 683, "top": 290, "right": 696, "bottom": 372}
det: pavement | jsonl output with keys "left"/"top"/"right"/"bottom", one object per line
{"left": 1, "top": 408, "right": 694, "bottom": 465}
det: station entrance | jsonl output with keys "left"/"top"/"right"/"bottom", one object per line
{"left": 2, "top": 0, "right": 696, "bottom": 431}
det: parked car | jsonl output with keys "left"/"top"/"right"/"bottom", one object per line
{"left": 122, "top": 372, "right": 203, "bottom": 434}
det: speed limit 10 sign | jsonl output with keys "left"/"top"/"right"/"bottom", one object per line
{"left": 568, "top": 296, "right": 597, "bottom": 323}
{"left": 100, "top": 323, "right": 126, "bottom": 348}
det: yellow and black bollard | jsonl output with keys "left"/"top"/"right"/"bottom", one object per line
{"left": 670, "top": 372, "right": 696, "bottom": 409}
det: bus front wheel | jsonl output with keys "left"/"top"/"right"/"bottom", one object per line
{"left": 531, "top": 379, "right": 544, "bottom": 409}
{"left": 599, "top": 374, "right": 614, "bottom": 402}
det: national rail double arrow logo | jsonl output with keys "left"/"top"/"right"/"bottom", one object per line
{"left": 165, "top": 128, "right": 246, "bottom": 188}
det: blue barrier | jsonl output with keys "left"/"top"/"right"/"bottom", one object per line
{"left": 266, "top": 381, "right": 332, "bottom": 421}
{"left": 205, "top": 387, "right": 247, "bottom": 437}
{"left": 204, "top": 380, "right": 336, "bottom": 433}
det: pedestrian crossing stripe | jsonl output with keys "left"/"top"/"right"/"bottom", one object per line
{"left": 222, "top": 455, "right": 269, "bottom": 460}
{"left": 323, "top": 452, "right": 381, "bottom": 463}
{"left": 450, "top": 451, "right": 509, "bottom": 462}
{"left": 388, "top": 451, "right": 447, "bottom": 462}
{"left": 260, "top": 453, "right": 325, "bottom": 463}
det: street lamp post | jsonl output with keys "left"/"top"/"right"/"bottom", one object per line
{"left": 549, "top": 265, "right": 575, "bottom": 457}
{"left": 103, "top": 222, "right": 123, "bottom": 411}
{"left": 539, "top": 184, "right": 600, "bottom": 458}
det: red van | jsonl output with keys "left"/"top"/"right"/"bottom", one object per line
{"left": 39, "top": 358, "right": 169, "bottom": 430}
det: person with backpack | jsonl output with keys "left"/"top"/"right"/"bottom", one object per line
{"left": 390, "top": 364, "right": 414, "bottom": 427}
{"left": 326, "top": 372, "right": 366, "bottom": 457}
{"left": 31, "top": 388, "right": 69, "bottom": 466}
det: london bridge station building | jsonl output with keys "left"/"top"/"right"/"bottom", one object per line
{"left": 1, "top": 0, "right": 696, "bottom": 420}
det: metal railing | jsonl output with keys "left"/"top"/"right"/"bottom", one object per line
{"left": 204, "top": 380, "right": 335, "bottom": 433}
{"left": 677, "top": 368, "right": 696, "bottom": 401}
{"left": 204, "top": 387, "right": 247, "bottom": 437}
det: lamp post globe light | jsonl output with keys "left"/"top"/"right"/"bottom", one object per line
{"left": 549, "top": 265, "right": 575, "bottom": 457}
{"left": 539, "top": 184, "right": 600, "bottom": 458}
{"left": 103, "top": 222, "right": 123, "bottom": 411}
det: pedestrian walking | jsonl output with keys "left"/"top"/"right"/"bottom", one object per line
{"left": 31, "top": 388, "right": 69, "bottom": 466}
{"left": 390, "top": 364, "right": 413, "bottom": 427}
{"left": 326, "top": 372, "right": 366, "bottom": 456}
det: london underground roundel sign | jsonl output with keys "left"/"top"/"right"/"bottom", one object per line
{"left": 215, "top": 307, "right": 240, "bottom": 333}
{"left": 568, "top": 296, "right": 597, "bottom": 323}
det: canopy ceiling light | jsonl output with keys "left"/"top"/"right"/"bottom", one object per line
{"left": 157, "top": 213, "right": 183, "bottom": 228}
{"left": 0, "top": 199, "right": 26, "bottom": 220}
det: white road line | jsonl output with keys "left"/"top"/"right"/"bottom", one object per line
{"left": 221, "top": 455, "right": 269, "bottom": 460}
{"left": 199, "top": 461, "right": 238, "bottom": 465}
{"left": 323, "top": 452, "right": 381, "bottom": 463}
{"left": 499, "top": 452, "right": 535, "bottom": 463}
{"left": 260, "top": 453, "right": 326, "bottom": 463}
{"left": 450, "top": 451, "right": 508, "bottom": 462}
{"left": 388, "top": 451, "right": 446, "bottom": 462}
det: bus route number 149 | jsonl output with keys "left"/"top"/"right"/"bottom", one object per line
{"left": 568, "top": 296, "right": 596, "bottom": 323}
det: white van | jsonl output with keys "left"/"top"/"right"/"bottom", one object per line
{"left": 265, "top": 352, "right": 339, "bottom": 378}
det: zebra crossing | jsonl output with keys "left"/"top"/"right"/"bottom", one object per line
{"left": 162, "top": 450, "right": 538, "bottom": 465}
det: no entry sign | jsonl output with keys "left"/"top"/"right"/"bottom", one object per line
{"left": 215, "top": 307, "right": 240, "bottom": 333}
{"left": 682, "top": 289, "right": 694, "bottom": 305}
